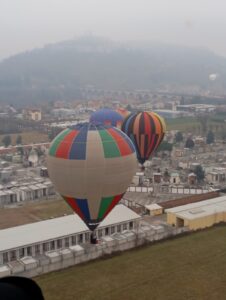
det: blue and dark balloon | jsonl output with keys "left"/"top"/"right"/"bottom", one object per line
{"left": 90, "top": 108, "right": 123, "bottom": 128}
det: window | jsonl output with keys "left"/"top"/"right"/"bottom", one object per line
{"left": 19, "top": 248, "right": 25, "bottom": 258}
{"left": 27, "top": 247, "right": 32, "bottom": 256}
{"left": 65, "top": 237, "right": 69, "bottom": 247}
{"left": 10, "top": 250, "right": 17, "bottom": 261}
{"left": 85, "top": 233, "right": 90, "bottom": 242}
{"left": 123, "top": 223, "right": 127, "bottom": 230}
{"left": 43, "top": 243, "right": 49, "bottom": 252}
{"left": 3, "top": 253, "right": 8, "bottom": 263}
{"left": 79, "top": 234, "right": 83, "bottom": 243}
{"left": 35, "top": 245, "right": 41, "bottom": 255}
{"left": 71, "top": 236, "right": 77, "bottom": 245}
{"left": 98, "top": 230, "right": 103, "bottom": 238}
{"left": 111, "top": 226, "right": 115, "bottom": 234}
{"left": 129, "top": 222, "right": 134, "bottom": 230}
{"left": 57, "top": 240, "right": 62, "bottom": 249}
{"left": 105, "top": 228, "right": 109, "bottom": 235}
{"left": 50, "top": 241, "right": 55, "bottom": 250}
{"left": 117, "top": 225, "right": 121, "bottom": 233}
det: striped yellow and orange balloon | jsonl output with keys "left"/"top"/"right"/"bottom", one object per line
{"left": 121, "top": 111, "right": 166, "bottom": 165}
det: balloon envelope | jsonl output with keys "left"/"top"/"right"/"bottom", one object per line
{"left": 209, "top": 73, "right": 218, "bottom": 81}
{"left": 115, "top": 108, "right": 131, "bottom": 119}
{"left": 90, "top": 108, "right": 123, "bottom": 128}
{"left": 47, "top": 123, "right": 137, "bottom": 231}
{"left": 121, "top": 111, "right": 166, "bottom": 165}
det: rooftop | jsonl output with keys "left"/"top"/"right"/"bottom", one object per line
{"left": 145, "top": 204, "right": 162, "bottom": 210}
{"left": 0, "top": 204, "right": 140, "bottom": 252}
{"left": 165, "top": 195, "right": 226, "bottom": 220}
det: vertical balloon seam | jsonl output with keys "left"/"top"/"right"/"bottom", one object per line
{"left": 98, "top": 129, "right": 120, "bottom": 221}
{"left": 76, "top": 198, "right": 91, "bottom": 221}
{"left": 98, "top": 129, "right": 108, "bottom": 222}
{"left": 69, "top": 127, "right": 88, "bottom": 160}
{"left": 103, "top": 193, "right": 124, "bottom": 218}
{"left": 107, "top": 128, "right": 132, "bottom": 157}
{"left": 98, "top": 129, "right": 121, "bottom": 158}
{"left": 49, "top": 128, "right": 71, "bottom": 156}
{"left": 63, "top": 196, "right": 84, "bottom": 220}
{"left": 111, "top": 127, "right": 135, "bottom": 153}
{"left": 98, "top": 196, "right": 114, "bottom": 219}
{"left": 66, "top": 130, "right": 81, "bottom": 159}
{"left": 55, "top": 130, "right": 79, "bottom": 159}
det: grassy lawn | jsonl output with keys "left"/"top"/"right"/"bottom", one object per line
{"left": 36, "top": 226, "right": 226, "bottom": 300}
{"left": 166, "top": 116, "right": 226, "bottom": 135}
{"left": 166, "top": 117, "right": 200, "bottom": 132}
{"left": 0, "top": 199, "right": 72, "bottom": 229}
{"left": 0, "top": 131, "right": 49, "bottom": 146}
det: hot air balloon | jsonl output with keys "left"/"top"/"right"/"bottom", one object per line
{"left": 115, "top": 108, "right": 131, "bottom": 119}
{"left": 121, "top": 111, "right": 166, "bottom": 165}
{"left": 209, "top": 73, "right": 218, "bottom": 81}
{"left": 47, "top": 122, "right": 137, "bottom": 232}
{"left": 90, "top": 108, "right": 123, "bottom": 128}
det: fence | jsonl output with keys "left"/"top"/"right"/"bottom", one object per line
{"left": 127, "top": 185, "right": 210, "bottom": 195}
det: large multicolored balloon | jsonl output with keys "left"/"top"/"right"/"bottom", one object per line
{"left": 90, "top": 108, "right": 123, "bottom": 128}
{"left": 47, "top": 123, "right": 137, "bottom": 231}
{"left": 121, "top": 111, "right": 166, "bottom": 165}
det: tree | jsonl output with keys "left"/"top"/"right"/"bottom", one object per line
{"left": 221, "top": 131, "right": 226, "bottom": 142}
{"left": 175, "top": 131, "right": 183, "bottom": 143}
{"left": 2, "top": 135, "right": 11, "bottom": 147}
{"left": 198, "top": 115, "right": 208, "bottom": 134}
{"left": 185, "top": 138, "right": 194, "bottom": 149}
{"left": 157, "top": 141, "right": 173, "bottom": 152}
{"left": 194, "top": 165, "right": 205, "bottom": 182}
{"left": 48, "top": 127, "right": 62, "bottom": 141}
{"left": 126, "top": 104, "right": 132, "bottom": 112}
{"left": 206, "top": 130, "right": 215, "bottom": 144}
{"left": 17, "top": 146, "right": 24, "bottom": 156}
{"left": 163, "top": 168, "right": 170, "bottom": 182}
{"left": 16, "top": 135, "right": 22, "bottom": 145}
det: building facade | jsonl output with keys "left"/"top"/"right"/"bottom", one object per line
{"left": 0, "top": 205, "right": 140, "bottom": 265}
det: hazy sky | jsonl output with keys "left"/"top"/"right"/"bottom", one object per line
{"left": 0, "top": 0, "right": 225, "bottom": 60}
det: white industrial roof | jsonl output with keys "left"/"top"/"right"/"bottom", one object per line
{"left": 165, "top": 195, "right": 226, "bottom": 214}
{"left": 176, "top": 202, "right": 226, "bottom": 220}
{"left": 0, "top": 215, "right": 88, "bottom": 252}
{"left": 145, "top": 204, "right": 162, "bottom": 211}
{"left": 165, "top": 195, "right": 226, "bottom": 220}
{"left": 0, "top": 204, "right": 140, "bottom": 252}
{"left": 98, "top": 204, "right": 140, "bottom": 227}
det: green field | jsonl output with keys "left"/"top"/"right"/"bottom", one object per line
{"left": 36, "top": 226, "right": 226, "bottom": 300}
{"left": 0, "top": 199, "right": 72, "bottom": 229}
{"left": 0, "top": 131, "right": 49, "bottom": 146}
{"left": 166, "top": 116, "right": 226, "bottom": 134}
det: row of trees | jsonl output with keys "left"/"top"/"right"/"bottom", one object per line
{"left": 1, "top": 135, "right": 22, "bottom": 147}
{"left": 157, "top": 131, "right": 215, "bottom": 153}
{"left": 175, "top": 130, "right": 215, "bottom": 147}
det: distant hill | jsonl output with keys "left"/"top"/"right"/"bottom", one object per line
{"left": 0, "top": 36, "right": 226, "bottom": 105}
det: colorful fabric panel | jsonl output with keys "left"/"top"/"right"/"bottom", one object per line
{"left": 49, "top": 122, "right": 135, "bottom": 160}
{"left": 63, "top": 193, "right": 124, "bottom": 230}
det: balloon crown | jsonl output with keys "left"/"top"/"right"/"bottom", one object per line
{"left": 69, "top": 121, "right": 112, "bottom": 131}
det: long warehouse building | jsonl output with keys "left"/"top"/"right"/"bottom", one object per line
{"left": 0, "top": 204, "right": 140, "bottom": 265}
{"left": 165, "top": 195, "right": 226, "bottom": 230}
